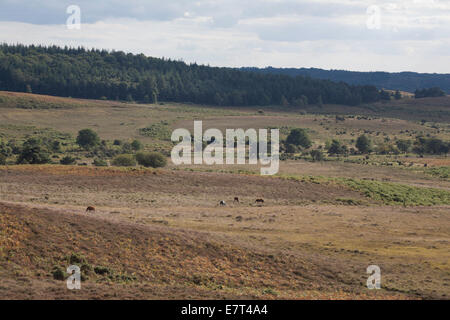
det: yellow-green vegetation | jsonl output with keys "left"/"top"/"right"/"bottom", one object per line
{"left": 139, "top": 121, "right": 172, "bottom": 141}
{"left": 425, "top": 166, "right": 450, "bottom": 179}
{"left": 1, "top": 91, "right": 449, "bottom": 300}
{"left": 281, "top": 174, "right": 450, "bottom": 205}
{"left": 338, "top": 178, "right": 450, "bottom": 205}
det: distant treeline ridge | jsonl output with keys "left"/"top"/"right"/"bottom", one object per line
{"left": 0, "top": 44, "right": 393, "bottom": 107}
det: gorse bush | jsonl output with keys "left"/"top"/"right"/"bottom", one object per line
{"left": 310, "top": 149, "right": 324, "bottom": 161}
{"left": 413, "top": 137, "right": 449, "bottom": 155}
{"left": 327, "top": 139, "right": 348, "bottom": 155}
{"left": 131, "top": 139, "right": 142, "bottom": 151}
{"left": 286, "top": 128, "right": 311, "bottom": 149}
{"left": 136, "top": 152, "right": 167, "bottom": 168}
{"left": 93, "top": 158, "right": 108, "bottom": 167}
{"left": 112, "top": 154, "right": 136, "bottom": 167}
{"left": 17, "top": 138, "right": 50, "bottom": 164}
{"left": 60, "top": 155, "right": 76, "bottom": 165}
{"left": 76, "top": 129, "right": 100, "bottom": 150}
{"left": 356, "top": 135, "right": 371, "bottom": 154}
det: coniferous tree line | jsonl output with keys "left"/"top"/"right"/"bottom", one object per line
{"left": 0, "top": 44, "right": 387, "bottom": 107}
{"left": 242, "top": 67, "right": 450, "bottom": 94}
{"left": 414, "top": 87, "right": 446, "bottom": 99}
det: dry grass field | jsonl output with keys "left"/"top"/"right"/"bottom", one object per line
{"left": 0, "top": 91, "right": 449, "bottom": 300}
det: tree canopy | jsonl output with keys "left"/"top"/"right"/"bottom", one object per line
{"left": 0, "top": 44, "right": 387, "bottom": 107}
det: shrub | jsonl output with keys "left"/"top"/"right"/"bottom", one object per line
{"left": 310, "top": 149, "right": 324, "bottom": 162}
{"left": 51, "top": 140, "right": 61, "bottom": 153}
{"left": 327, "top": 139, "right": 348, "bottom": 155}
{"left": 375, "top": 143, "right": 399, "bottom": 155}
{"left": 396, "top": 139, "right": 412, "bottom": 153}
{"left": 17, "top": 138, "right": 50, "bottom": 164}
{"left": 413, "top": 137, "right": 449, "bottom": 155}
{"left": 0, "top": 154, "right": 6, "bottom": 165}
{"left": 286, "top": 128, "right": 312, "bottom": 148}
{"left": 76, "top": 129, "right": 100, "bottom": 150}
{"left": 69, "top": 253, "right": 87, "bottom": 265}
{"left": 356, "top": 135, "right": 371, "bottom": 154}
{"left": 131, "top": 139, "right": 142, "bottom": 151}
{"left": 121, "top": 142, "right": 133, "bottom": 153}
{"left": 52, "top": 266, "right": 66, "bottom": 280}
{"left": 284, "top": 144, "right": 297, "bottom": 154}
{"left": 60, "top": 155, "right": 76, "bottom": 165}
{"left": 136, "top": 152, "right": 167, "bottom": 168}
{"left": 94, "top": 266, "right": 111, "bottom": 275}
{"left": 93, "top": 158, "right": 108, "bottom": 167}
{"left": 113, "top": 139, "right": 122, "bottom": 146}
{"left": 112, "top": 154, "right": 136, "bottom": 167}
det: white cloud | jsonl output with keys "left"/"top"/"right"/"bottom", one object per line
{"left": 0, "top": 0, "right": 450, "bottom": 72}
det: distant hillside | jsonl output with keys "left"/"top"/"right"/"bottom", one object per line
{"left": 0, "top": 44, "right": 390, "bottom": 108}
{"left": 241, "top": 67, "right": 450, "bottom": 94}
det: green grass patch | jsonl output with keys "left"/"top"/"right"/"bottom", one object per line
{"left": 139, "top": 121, "right": 172, "bottom": 141}
{"left": 279, "top": 174, "right": 450, "bottom": 206}
{"left": 336, "top": 177, "right": 450, "bottom": 206}
{"left": 425, "top": 166, "right": 450, "bottom": 179}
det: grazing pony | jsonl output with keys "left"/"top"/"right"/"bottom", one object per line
{"left": 255, "top": 199, "right": 264, "bottom": 204}
{"left": 219, "top": 200, "right": 226, "bottom": 206}
{"left": 86, "top": 206, "right": 96, "bottom": 213}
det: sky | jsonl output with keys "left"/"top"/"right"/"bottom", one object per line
{"left": 1, "top": 0, "right": 450, "bottom": 73}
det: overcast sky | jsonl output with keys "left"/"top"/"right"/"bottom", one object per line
{"left": 1, "top": 0, "right": 449, "bottom": 73}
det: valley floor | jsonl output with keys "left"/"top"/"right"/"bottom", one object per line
{"left": 0, "top": 166, "right": 448, "bottom": 299}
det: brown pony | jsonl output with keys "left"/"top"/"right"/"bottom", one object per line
{"left": 255, "top": 199, "right": 264, "bottom": 204}
{"left": 234, "top": 197, "right": 239, "bottom": 203}
{"left": 86, "top": 206, "right": 96, "bottom": 213}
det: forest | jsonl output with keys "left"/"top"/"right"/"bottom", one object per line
{"left": 0, "top": 44, "right": 388, "bottom": 107}
{"left": 243, "top": 67, "right": 450, "bottom": 94}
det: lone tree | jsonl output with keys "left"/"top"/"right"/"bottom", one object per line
{"left": 356, "top": 135, "right": 371, "bottom": 154}
{"left": 76, "top": 129, "right": 100, "bottom": 150}
{"left": 286, "top": 128, "right": 312, "bottom": 149}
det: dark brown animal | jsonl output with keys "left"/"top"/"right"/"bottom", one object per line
{"left": 234, "top": 197, "right": 239, "bottom": 203}
{"left": 86, "top": 206, "right": 96, "bottom": 213}
{"left": 255, "top": 199, "right": 264, "bottom": 204}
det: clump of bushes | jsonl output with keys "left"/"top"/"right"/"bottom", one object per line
{"left": 131, "top": 139, "right": 142, "bottom": 151}
{"left": 94, "top": 266, "right": 111, "bottom": 275}
{"left": 16, "top": 138, "right": 50, "bottom": 164}
{"left": 93, "top": 158, "right": 108, "bottom": 167}
{"left": 355, "top": 135, "right": 371, "bottom": 154}
{"left": 52, "top": 266, "right": 66, "bottom": 280}
{"left": 327, "top": 139, "right": 348, "bottom": 155}
{"left": 112, "top": 154, "right": 136, "bottom": 167}
{"left": 286, "top": 128, "right": 312, "bottom": 149}
{"left": 60, "top": 155, "right": 76, "bottom": 165}
{"left": 310, "top": 149, "right": 324, "bottom": 162}
{"left": 136, "top": 152, "right": 167, "bottom": 168}
{"left": 76, "top": 129, "right": 100, "bottom": 150}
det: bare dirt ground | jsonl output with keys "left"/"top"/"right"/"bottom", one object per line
{"left": 1, "top": 166, "right": 449, "bottom": 299}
